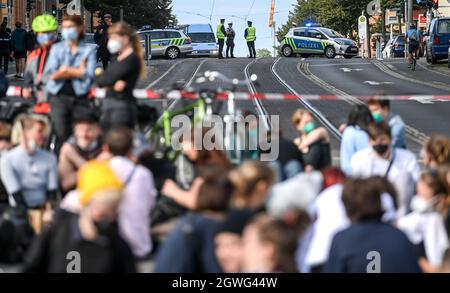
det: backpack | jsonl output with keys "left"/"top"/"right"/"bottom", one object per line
{"left": 409, "top": 30, "right": 418, "bottom": 41}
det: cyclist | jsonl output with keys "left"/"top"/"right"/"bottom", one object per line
{"left": 23, "top": 14, "right": 59, "bottom": 102}
{"left": 406, "top": 23, "right": 421, "bottom": 68}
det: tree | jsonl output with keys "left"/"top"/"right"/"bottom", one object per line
{"left": 84, "top": 0, "right": 176, "bottom": 29}
{"left": 257, "top": 48, "right": 272, "bottom": 58}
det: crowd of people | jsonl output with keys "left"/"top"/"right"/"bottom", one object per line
{"left": 0, "top": 13, "right": 449, "bottom": 274}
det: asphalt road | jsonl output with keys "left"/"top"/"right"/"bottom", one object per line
{"left": 7, "top": 56, "right": 450, "bottom": 158}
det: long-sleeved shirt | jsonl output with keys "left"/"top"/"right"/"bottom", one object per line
{"left": 44, "top": 41, "right": 97, "bottom": 97}
{"left": 11, "top": 28, "right": 27, "bottom": 52}
{"left": 340, "top": 125, "right": 370, "bottom": 175}
{"left": 96, "top": 53, "right": 141, "bottom": 100}
{"left": 388, "top": 112, "right": 407, "bottom": 149}
{"left": 110, "top": 156, "right": 156, "bottom": 258}
{"left": 0, "top": 146, "right": 58, "bottom": 208}
{"left": 325, "top": 221, "right": 422, "bottom": 273}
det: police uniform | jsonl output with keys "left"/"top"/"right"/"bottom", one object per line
{"left": 245, "top": 21, "right": 256, "bottom": 58}
{"left": 226, "top": 23, "right": 235, "bottom": 58}
{"left": 216, "top": 20, "right": 227, "bottom": 59}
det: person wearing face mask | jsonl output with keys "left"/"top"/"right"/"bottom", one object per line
{"left": 96, "top": 22, "right": 146, "bottom": 131}
{"left": 368, "top": 99, "right": 406, "bottom": 149}
{"left": 22, "top": 15, "right": 59, "bottom": 103}
{"left": 24, "top": 161, "right": 136, "bottom": 273}
{"left": 351, "top": 122, "right": 420, "bottom": 216}
{"left": 292, "top": 109, "right": 331, "bottom": 172}
{"left": 58, "top": 109, "right": 102, "bottom": 194}
{"left": 44, "top": 15, "right": 97, "bottom": 154}
{"left": 94, "top": 14, "right": 113, "bottom": 69}
{"left": 0, "top": 116, "right": 58, "bottom": 212}
{"left": 397, "top": 171, "right": 450, "bottom": 273}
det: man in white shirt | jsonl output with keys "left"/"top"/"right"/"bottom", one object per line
{"left": 351, "top": 122, "right": 420, "bottom": 216}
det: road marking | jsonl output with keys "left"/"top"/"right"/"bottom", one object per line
{"left": 297, "top": 61, "right": 429, "bottom": 145}
{"left": 363, "top": 81, "right": 394, "bottom": 85}
{"left": 372, "top": 60, "right": 450, "bottom": 92}
{"left": 184, "top": 58, "right": 208, "bottom": 89}
{"left": 245, "top": 58, "right": 271, "bottom": 130}
{"left": 408, "top": 96, "right": 435, "bottom": 104}
{"left": 146, "top": 59, "right": 185, "bottom": 89}
{"left": 340, "top": 68, "right": 363, "bottom": 72}
{"left": 309, "top": 62, "right": 372, "bottom": 67}
{"left": 271, "top": 58, "right": 342, "bottom": 140}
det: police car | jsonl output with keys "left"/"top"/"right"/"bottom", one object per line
{"left": 281, "top": 25, "right": 359, "bottom": 59}
{"left": 145, "top": 29, "right": 193, "bottom": 59}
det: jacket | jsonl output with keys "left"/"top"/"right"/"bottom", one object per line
{"left": 11, "top": 28, "right": 27, "bottom": 52}
{"left": 24, "top": 46, "right": 52, "bottom": 102}
{"left": 0, "top": 31, "right": 11, "bottom": 55}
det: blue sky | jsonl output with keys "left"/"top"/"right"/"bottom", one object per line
{"left": 171, "top": 0, "right": 297, "bottom": 57}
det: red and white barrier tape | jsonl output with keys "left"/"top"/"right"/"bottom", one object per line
{"left": 6, "top": 86, "right": 450, "bottom": 102}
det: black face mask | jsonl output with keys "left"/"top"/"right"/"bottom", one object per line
{"left": 94, "top": 220, "right": 116, "bottom": 237}
{"left": 373, "top": 144, "right": 390, "bottom": 156}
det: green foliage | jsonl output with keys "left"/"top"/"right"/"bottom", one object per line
{"left": 257, "top": 48, "right": 272, "bottom": 58}
{"left": 84, "top": 0, "right": 176, "bottom": 29}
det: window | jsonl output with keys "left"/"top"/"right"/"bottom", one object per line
{"left": 438, "top": 20, "right": 450, "bottom": 34}
{"left": 294, "top": 29, "right": 306, "bottom": 37}
{"left": 321, "top": 28, "right": 344, "bottom": 38}
{"left": 189, "top": 33, "right": 216, "bottom": 43}
{"left": 308, "top": 29, "right": 324, "bottom": 39}
{"left": 166, "top": 31, "right": 182, "bottom": 39}
{"left": 150, "top": 31, "right": 166, "bottom": 40}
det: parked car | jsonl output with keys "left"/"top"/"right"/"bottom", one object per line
{"left": 145, "top": 29, "right": 193, "bottom": 59}
{"left": 181, "top": 24, "right": 218, "bottom": 57}
{"left": 425, "top": 17, "right": 450, "bottom": 64}
{"left": 382, "top": 35, "right": 405, "bottom": 58}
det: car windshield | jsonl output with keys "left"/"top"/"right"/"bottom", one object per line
{"left": 321, "top": 28, "right": 344, "bottom": 38}
{"left": 189, "top": 33, "right": 216, "bottom": 43}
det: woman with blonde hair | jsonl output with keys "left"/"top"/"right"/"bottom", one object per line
{"left": 96, "top": 21, "right": 146, "bottom": 131}
{"left": 423, "top": 135, "right": 450, "bottom": 169}
{"left": 229, "top": 160, "right": 275, "bottom": 211}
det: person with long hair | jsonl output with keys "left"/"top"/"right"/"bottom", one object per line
{"left": 96, "top": 22, "right": 146, "bottom": 131}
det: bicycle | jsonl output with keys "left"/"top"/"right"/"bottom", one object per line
{"left": 146, "top": 71, "right": 258, "bottom": 164}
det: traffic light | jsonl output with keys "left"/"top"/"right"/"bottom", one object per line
{"left": 51, "top": 5, "right": 57, "bottom": 17}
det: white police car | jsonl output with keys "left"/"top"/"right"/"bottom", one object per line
{"left": 281, "top": 25, "right": 359, "bottom": 59}
{"left": 143, "top": 29, "right": 193, "bottom": 59}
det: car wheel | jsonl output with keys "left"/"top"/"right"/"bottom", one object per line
{"left": 426, "top": 48, "right": 431, "bottom": 63}
{"left": 344, "top": 55, "right": 353, "bottom": 59}
{"left": 431, "top": 51, "right": 438, "bottom": 64}
{"left": 325, "top": 46, "right": 336, "bottom": 59}
{"left": 166, "top": 47, "right": 180, "bottom": 59}
{"left": 282, "top": 45, "right": 293, "bottom": 57}
{"left": 448, "top": 58, "right": 450, "bottom": 69}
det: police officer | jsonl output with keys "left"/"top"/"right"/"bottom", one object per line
{"left": 226, "top": 22, "right": 236, "bottom": 58}
{"left": 216, "top": 19, "right": 226, "bottom": 59}
{"left": 245, "top": 21, "right": 256, "bottom": 58}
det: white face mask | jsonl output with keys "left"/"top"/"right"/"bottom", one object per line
{"left": 410, "top": 195, "right": 436, "bottom": 213}
{"left": 27, "top": 139, "right": 39, "bottom": 154}
{"left": 107, "top": 39, "right": 123, "bottom": 54}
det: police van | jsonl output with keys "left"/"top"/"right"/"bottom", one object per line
{"left": 143, "top": 29, "right": 193, "bottom": 59}
{"left": 281, "top": 25, "right": 359, "bottom": 59}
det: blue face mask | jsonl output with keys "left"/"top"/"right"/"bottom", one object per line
{"left": 61, "top": 28, "right": 79, "bottom": 41}
{"left": 37, "top": 33, "right": 56, "bottom": 46}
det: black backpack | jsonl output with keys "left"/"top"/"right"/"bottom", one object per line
{"left": 0, "top": 206, "right": 34, "bottom": 264}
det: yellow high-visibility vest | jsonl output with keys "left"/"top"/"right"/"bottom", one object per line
{"left": 246, "top": 27, "right": 256, "bottom": 42}
{"left": 217, "top": 24, "right": 225, "bottom": 40}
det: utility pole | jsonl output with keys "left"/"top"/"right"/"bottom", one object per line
{"left": 407, "top": 0, "right": 413, "bottom": 28}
